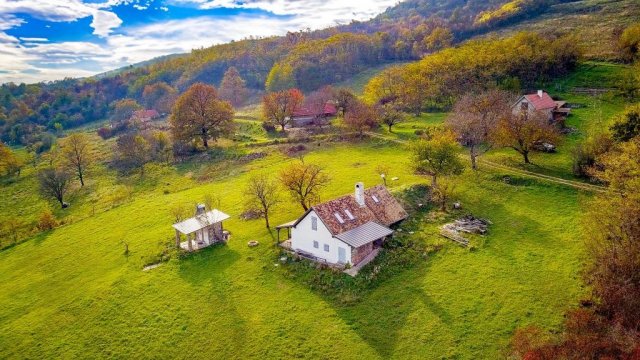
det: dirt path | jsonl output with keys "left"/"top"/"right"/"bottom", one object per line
{"left": 366, "top": 132, "right": 607, "bottom": 193}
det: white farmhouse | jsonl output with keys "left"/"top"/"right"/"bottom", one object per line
{"left": 281, "top": 183, "right": 407, "bottom": 268}
{"left": 512, "top": 90, "right": 571, "bottom": 123}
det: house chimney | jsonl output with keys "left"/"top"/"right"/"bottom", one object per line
{"left": 538, "top": 90, "right": 543, "bottom": 98}
{"left": 195, "top": 204, "right": 206, "bottom": 216}
{"left": 355, "top": 182, "right": 365, "bottom": 207}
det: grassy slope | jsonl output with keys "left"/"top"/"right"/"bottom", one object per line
{"left": 0, "top": 140, "right": 589, "bottom": 359}
{"left": 488, "top": 0, "right": 640, "bottom": 60}
{"left": 0, "top": 62, "right": 632, "bottom": 359}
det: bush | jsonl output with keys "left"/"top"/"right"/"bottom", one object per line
{"left": 572, "top": 133, "right": 613, "bottom": 179}
{"left": 37, "top": 208, "right": 57, "bottom": 231}
{"left": 261, "top": 122, "right": 276, "bottom": 133}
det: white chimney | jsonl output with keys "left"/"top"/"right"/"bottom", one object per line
{"left": 355, "top": 182, "right": 365, "bottom": 207}
{"left": 195, "top": 204, "right": 206, "bottom": 216}
{"left": 537, "top": 90, "right": 543, "bottom": 98}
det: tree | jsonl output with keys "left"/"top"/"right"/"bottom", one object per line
{"left": 333, "top": 88, "right": 357, "bottom": 116}
{"left": 170, "top": 83, "right": 235, "bottom": 149}
{"left": 0, "top": 142, "right": 22, "bottom": 177}
{"left": 38, "top": 168, "right": 72, "bottom": 208}
{"left": 423, "top": 27, "right": 454, "bottom": 52}
{"left": 219, "top": 67, "right": 248, "bottom": 108}
{"left": 304, "top": 86, "right": 334, "bottom": 123}
{"left": 492, "top": 110, "right": 561, "bottom": 164}
{"left": 344, "top": 101, "right": 380, "bottom": 136}
{"left": 113, "top": 133, "right": 150, "bottom": 175}
{"left": 111, "top": 99, "right": 142, "bottom": 123}
{"left": 609, "top": 104, "right": 640, "bottom": 142}
{"left": 59, "top": 133, "right": 92, "bottom": 186}
{"left": 262, "top": 89, "right": 304, "bottom": 131}
{"left": 244, "top": 174, "right": 280, "bottom": 228}
{"left": 618, "top": 23, "right": 640, "bottom": 63}
{"left": 379, "top": 103, "right": 406, "bottom": 132}
{"left": 411, "top": 130, "right": 464, "bottom": 187}
{"left": 446, "top": 90, "right": 511, "bottom": 170}
{"left": 279, "top": 162, "right": 330, "bottom": 211}
{"left": 586, "top": 137, "right": 640, "bottom": 329}
{"left": 142, "top": 82, "right": 177, "bottom": 114}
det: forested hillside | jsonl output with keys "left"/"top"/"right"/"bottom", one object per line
{"left": 0, "top": 0, "right": 638, "bottom": 147}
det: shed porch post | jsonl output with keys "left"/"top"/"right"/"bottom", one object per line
{"left": 175, "top": 229, "right": 181, "bottom": 249}
{"left": 187, "top": 233, "right": 194, "bottom": 251}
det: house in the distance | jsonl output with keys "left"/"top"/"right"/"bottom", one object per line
{"left": 282, "top": 183, "right": 407, "bottom": 271}
{"left": 512, "top": 90, "right": 571, "bottom": 124}
{"left": 290, "top": 102, "right": 338, "bottom": 128}
{"left": 173, "top": 204, "right": 230, "bottom": 251}
{"left": 131, "top": 109, "right": 160, "bottom": 124}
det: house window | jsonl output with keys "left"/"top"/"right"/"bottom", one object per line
{"left": 371, "top": 195, "right": 380, "bottom": 203}
{"left": 344, "top": 209, "right": 355, "bottom": 220}
{"left": 313, "top": 241, "right": 319, "bottom": 249}
{"left": 324, "top": 244, "right": 330, "bottom": 252}
{"left": 334, "top": 212, "right": 345, "bottom": 224}
{"left": 311, "top": 216, "right": 317, "bottom": 231}
{"left": 520, "top": 102, "right": 529, "bottom": 111}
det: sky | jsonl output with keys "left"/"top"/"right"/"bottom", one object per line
{"left": 0, "top": 0, "right": 399, "bottom": 84}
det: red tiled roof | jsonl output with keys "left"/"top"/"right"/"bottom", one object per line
{"left": 292, "top": 102, "right": 338, "bottom": 118}
{"left": 524, "top": 91, "right": 556, "bottom": 110}
{"left": 298, "top": 185, "right": 407, "bottom": 236}
{"left": 133, "top": 109, "right": 160, "bottom": 119}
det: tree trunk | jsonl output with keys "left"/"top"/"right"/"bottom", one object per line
{"left": 470, "top": 148, "right": 478, "bottom": 171}
{"left": 264, "top": 211, "right": 270, "bottom": 229}
{"left": 388, "top": 124, "right": 393, "bottom": 132}
{"left": 281, "top": 123, "right": 286, "bottom": 132}
{"left": 202, "top": 127, "right": 208, "bottom": 148}
{"left": 78, "top": 167, "right": 85, "bottom": 187}
{"left": 301, "top": 200, "right": 308, "bottom": 211}
{"left": 57, "top": 196, "right": 64, "bottom": 208}
{"left": 523, "top": 151, "right": 530, "bottom": 164}
{"left": 431, "top": 175, "right": 437, "bottom": 188}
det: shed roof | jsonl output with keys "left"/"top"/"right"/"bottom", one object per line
{"left": 172, "top": 209, "right": 230, "bottom": 235}
{"left": 335, "top": 221, "right": 393, "bottom": 248}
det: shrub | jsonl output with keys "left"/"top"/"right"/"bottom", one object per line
{"left": 261, "top": 122, "right": 276, "bottom": 133}
{"left": 572, "top": 133, "right": 614, "bottom": 179}
{"left": 37, "top": 208, "right": 58, "bottom": 231}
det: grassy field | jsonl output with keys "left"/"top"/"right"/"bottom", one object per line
{"left": 0, "top": 61, "right": 632, "bottom": 358}
{"left": 0, "top": 139, "right": 591, "bottom": 359}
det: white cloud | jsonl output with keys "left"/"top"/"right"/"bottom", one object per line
{"left": 90, "top": 10, "right": 123, "bottom": 37}
{"left": 0, "top": 0, "right": 123, "bottom": 38}
{"left": 0, "top": 0, "right": 398, "bottom": 83}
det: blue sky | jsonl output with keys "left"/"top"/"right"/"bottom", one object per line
{"left": 0, "top": 0, "right": 398, "bottom": 84}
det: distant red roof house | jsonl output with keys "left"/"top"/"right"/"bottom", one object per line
{"left": 512, "top": 90, "right": 571, "bottom": 124}
{"left": 132, "top": 109, "right": 160, "bottom": 122}
{"left": 290, "top": 102, "right": 338, "bottom": 127}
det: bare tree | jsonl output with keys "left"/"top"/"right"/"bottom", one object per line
{"left": 60, "top": 132, "right": 93, "bottom": 186}
{"left": 446, "top": 90, "right": 512, "bottom": 170}
{"left": 244, "top": 174, "right": 280, "bottom": 228}
{"left": 344, "top": 100, "right": 380, "bottom": 137}
{"left": 493, "top": 110, "right": 561, "bottom": 164}
{"left": 38, "top": 168, "right": 72, "bottom": 208}
{"left": 279, "top": 162, "right": 330, "bottom": 211}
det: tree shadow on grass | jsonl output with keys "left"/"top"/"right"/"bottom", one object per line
{"left": 177, "top": 244, "right": 241, "bottom": 285}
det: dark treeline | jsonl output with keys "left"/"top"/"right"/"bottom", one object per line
{"left": 0, "top": 0, "right": 566, "bottom": 146}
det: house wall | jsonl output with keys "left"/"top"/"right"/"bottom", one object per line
{"left": 291, "top": 210, "right": 352, "bottom": 265}
{"left": 512, "top": 98, "right": 553, "bottom": 120}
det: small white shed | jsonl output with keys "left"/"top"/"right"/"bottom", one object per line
{"left": 173, "top": 205, "right": 230, "bottom": 251}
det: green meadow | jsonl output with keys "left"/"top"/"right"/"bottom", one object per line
{"left": 0, "top": 61, "right": 631, "bottom": 358}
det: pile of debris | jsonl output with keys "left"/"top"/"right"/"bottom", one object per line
{"left": 440, "top": 215, "right": 491, "bottom": 247}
